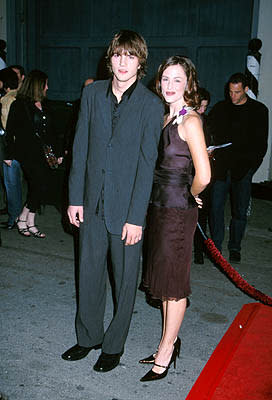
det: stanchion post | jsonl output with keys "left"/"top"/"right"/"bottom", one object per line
{"left": 245, "top": 38, "right": 262, "bottom": 99}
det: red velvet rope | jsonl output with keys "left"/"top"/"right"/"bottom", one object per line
{"left": 204, "top": 238, "right": 272, "bottom": 306}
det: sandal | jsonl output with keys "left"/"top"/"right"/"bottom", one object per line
{"left": 27, "top": 225, "right": 46, "bottom": 238}
{"left": 17, "top": 219, "right": 31, "bottom": 237}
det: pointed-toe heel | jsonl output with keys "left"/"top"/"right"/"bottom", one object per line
{"left": 140, "top": 337, "right": 181, "bottom": 382}
{"left": 140, "top": 362, "right": 169, "bottom": 382}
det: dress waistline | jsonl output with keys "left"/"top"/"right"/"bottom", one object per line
{"left": 153, "top": 169, "right": 190, "bottom": 186}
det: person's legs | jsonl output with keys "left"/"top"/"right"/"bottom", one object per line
{"left": 3, "top": 160, "right": 22, "bottom": 226}
{"left": 152, "top": 298, "right": 186, "bottom": 373}
{"left": 228, "top": 169, "right": 254, "bottom": 252}
{"left": 102, "top": 234, "right": 142, "bottom": 354}
{"left": 140, "top": 298, "right": 185, "bottom": 381}
{"left": 209, "top": 176, "right": 230, "bottom": 251}
{"left": 26, "top": 211, "right": 46, "bottom": 238}
{"left": 0, "top": 162, "right": 6, "bottom": 210}
{"left": 17, "top": 205, "right": 31, "bottom": 236}
{"left": 19, "top": 162, "right": 48, "bottom": 236}
{"left": 75, "top": 215, "right": 109, "bottom": 348}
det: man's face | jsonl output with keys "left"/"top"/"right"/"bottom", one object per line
{"left": 111, "top": 49, "right": 140, "bottom": 85}
{"left": 229, "top": 82, "right": 248, "bottom": 105}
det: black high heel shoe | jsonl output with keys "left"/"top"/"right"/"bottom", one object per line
{"left": 27, "top": 225, "right": 46, "bottom": 238}
{"left": 139, "top": 336, "right": 181, "bottom": 364}
{"left": 17, "top": 219, "right": 31, "bottom": 237}
{"left": 140, "top": 337, "right": 181, "bottom": 382}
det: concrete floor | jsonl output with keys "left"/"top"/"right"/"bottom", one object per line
{"left": 0, "top": 197, "right": 272, "bottom": 400}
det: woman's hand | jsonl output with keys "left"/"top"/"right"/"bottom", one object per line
{"left": 194, "top": 195, "right": 203, "bottom": 208}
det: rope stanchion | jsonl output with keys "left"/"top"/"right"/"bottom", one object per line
{"left": 197, "top": 223, "right": 272, "bottom": 306}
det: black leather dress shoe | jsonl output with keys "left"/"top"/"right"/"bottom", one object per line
{"left": 61, "top": 343, "right": 101, "bottom": 361}
{"left": 194, "top": 252, "right": 204, "bottom": 264}
{"left": 7, "top": 222, "right": 16, "bottom": 230}
{"left": 4, "top": 222, "right": 16, "bottom": 231}
{"left": 1, "top": 221, "right": 16, "bottom": 229}
{"left": 93, "top": 352, "right": 121, "bottom": 372}
{"left": 229, "top": 250, "right": 241, "bottom": 263}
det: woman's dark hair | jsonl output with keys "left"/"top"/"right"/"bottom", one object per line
{"left": 198, "top": 87, "right": 210, "bottom": 105}
{"left": 156, "top": 55, "right": 200, "bottom": 108}
{"left": 17, "top": 69, "right": 48, "bottom": 102}
{"left": 0, "top": 67, "right": 18, "bottom": 90}
{"left": 106, "top": 30, "right": 148, "bottom": 79}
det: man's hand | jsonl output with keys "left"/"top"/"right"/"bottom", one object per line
{"left": 4, "top": 160, "right": 12, "bottom": 166}
{"left": 67, "top": 205, "right": 84, "bottom": 227}
{"left": 121, "top": 223, "right": 143, "bottom": 246}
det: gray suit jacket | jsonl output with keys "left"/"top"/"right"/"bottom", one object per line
{"left": 69, "top": 79, "right": 164, "bottom": 234}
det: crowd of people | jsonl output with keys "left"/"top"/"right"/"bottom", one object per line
{"left": 0, "top": 29, "right": 268, "bottom": 382}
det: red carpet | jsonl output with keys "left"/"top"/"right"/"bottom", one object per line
{"left": 186, "top": 303, "right": 272, "bottom": 400}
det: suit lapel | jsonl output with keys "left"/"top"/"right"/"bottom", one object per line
{"left": 97, "top": 81, "right": 112, "bottom": 136}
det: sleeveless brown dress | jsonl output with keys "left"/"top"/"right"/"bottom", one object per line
{"left": 143, "top": 118, "right": 198, "bottom": 301}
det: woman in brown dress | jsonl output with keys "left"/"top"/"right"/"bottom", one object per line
{"left": 140, "top": 56, "right": 211, "bottom": 382}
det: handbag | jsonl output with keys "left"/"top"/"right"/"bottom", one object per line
{"left": 42, "top": 144, "right": 59, "bottom": 169}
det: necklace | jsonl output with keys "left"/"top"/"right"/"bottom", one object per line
{"left": 172, "top": 105, "right": 194, "bottom": 125}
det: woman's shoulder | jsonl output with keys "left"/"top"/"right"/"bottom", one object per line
{"left": 181, "top": 110, "right": 201, "bottom": 130}
{"left": 178, "top": 110, "right": 202, "bottom": 140}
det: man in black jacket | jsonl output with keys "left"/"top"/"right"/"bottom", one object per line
{"left": 61, "top": 30, "right": 164, "bottom": 372}
{"left": 209, "top": 72, "right": 268, "bottom": 262}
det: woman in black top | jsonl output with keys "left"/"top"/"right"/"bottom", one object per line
{"left": 6, "top": 70, "right": 63, "bottom": 237}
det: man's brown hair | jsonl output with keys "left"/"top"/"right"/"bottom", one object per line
{"left": 106, "top": 30, "right": 148, "bottom": 79}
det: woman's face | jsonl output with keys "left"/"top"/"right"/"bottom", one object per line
{"left": 198, "top": 99, "right": 208, "bottom": 115}
{"left": 161, "top": 64, "right": 187, "bottom": 105}
{"left": 43, "top": 79, "right": 48, "bottom": 97}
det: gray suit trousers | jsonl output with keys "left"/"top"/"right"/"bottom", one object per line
{"left": 75, "top": 213, "right": 142, "bottom": 354}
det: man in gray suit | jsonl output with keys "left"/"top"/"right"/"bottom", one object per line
{"left": 62, "top": 30, "right": 164, "bottom": 372}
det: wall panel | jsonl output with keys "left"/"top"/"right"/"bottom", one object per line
{"left": 196, "top": 46, "right": 248, "bottom": 101}
{"left": 39, "top": 0, "right": 91, "bottom": 38}
{"left": 198, "top": 0, "right": 253, "bottom": 37}
{"left": 40, "top": 47, "right": 82, "bottom": 98}
{"left": 8, "top": 0, "right": 256, "bottom": 103}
